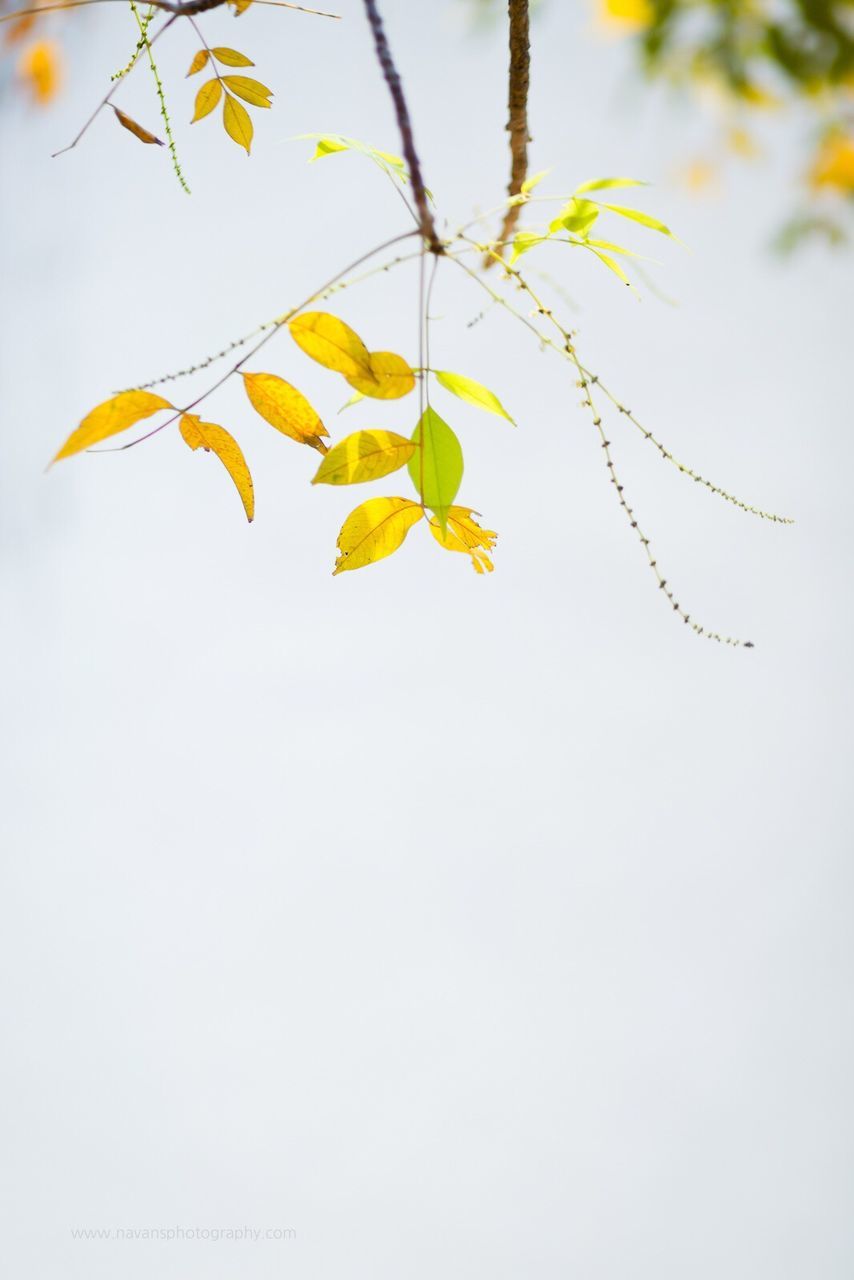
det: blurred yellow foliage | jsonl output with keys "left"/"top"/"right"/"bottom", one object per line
{"left": 809, "top": 131, "right": 854, "bottom": 194}
{"left": 596, "top": 0, "right": 653, "bottom": 33}
{"left": 18, "top": 39, "right": 61, "bottom": 104}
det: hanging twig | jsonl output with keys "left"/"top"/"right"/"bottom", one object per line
{"left": 361, "top": 0, "right": 443, "bottom": 254}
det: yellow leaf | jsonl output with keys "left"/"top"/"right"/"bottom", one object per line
{"left": 230, "top": 0, "right": 254, "bottom": 13}
{"left": 191, "top": 78, "right": 222, "bottom": 122}
{"left": 222, "top": 75, "right": 272, "bottom": 108}
{"left": 345, "top": 351, "right": 416, "bottom": 400}
{"left": 333, "top": 497, "right": 422, "bottom": 575}
{"left": 428, "top": 506, "right": 498, "bottom": 574}
{"left": 19, "top": 40, "right": 61, "bottom": 105}
{"left": 211, "top": 47, "right": 254, "bottom": 67}
{"left": 223, "top": 93, "right": 253, "bottom": 153}
{"left": 289, "top": 312, "right": 373, "bottom": 380}
{"left": 312, "top": 430, "right": 416, "bottom": 486}
{"left": 112, "top": 105, "right": 163, "bottom": 146}
{"left": 52, "top": 390, "right": 173, "bottom": 463}
{"left": 179, "top": 414, "right": 254, "bottom": 522}
{"left": 186, "top": 49, "right": 209, "bottom": 76}
{"left": 242, "top": 373, "right": 328, "bottom": 451}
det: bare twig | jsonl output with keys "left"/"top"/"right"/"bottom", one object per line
{"left": 361, "top": 0, "right": 443, "bottom": 254}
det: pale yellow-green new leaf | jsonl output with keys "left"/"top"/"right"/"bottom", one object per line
{"left": 549, "top": 197, "right": 599, "bottom": 236}
{"left": 222, "top": 75, "right": 272, "bottom": 108}
{"left": 300, "top": 134, "right": 406, "bottom": 181}
{"left": 312, "top": 430, "right": 416, "bottom": 486}
{"left": 346, "top": 351, "right": 415, "bottom": 400}
{"left": 428, "top": 506, "right": 498, "bottom": 575}
{"left": 191, "top": 78, "right": 221, "bottom": 122}
{"left": 289, "top": 312, "right": 373, "bottom": 380}
{"left": 179, "top": 414, "right": 254, "bottom": 522}
{"left": 602, "top": 203, "right": 677, "bottom": 239}
{"left": 333, "top": 497, "right": 422, "bottom": 575}
{"left": 510, "top": 230, "right": 546, "bottom": 262}
{"left": 186, "top": 49, "right": 209, "bottom": 76}
{"left": 211, "top": 47, "right": 254, "bottom": 67}
{"left": 521, "top": 168, "right": 550, "bottom": 194}
{"left": 575, "top": 176, "right": 647, "bottom": 194}
{"left": 242, "top": 373, "right": 328, "bottom": 452}
{"left": 434, "top": 371, "right": 515, "bottom": 425}
{"left": 407, "top": 406, "right": 464, "bottom": 531}
{"left": 223, "top": 92, "right": 253, "bottom": 153}
{"left": 52, "top": 390, "right": 173, "bottom": 463}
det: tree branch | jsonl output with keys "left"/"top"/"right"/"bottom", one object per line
{"left": 361, "top": 0, "right": 443, "bottom": 253}
{"left": 485, "top": 0, "right": 531, "bottom": 268}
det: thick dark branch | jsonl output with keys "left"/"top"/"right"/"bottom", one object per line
{"left": 486, "top": 0, "right": 531, "bottom": 268}
{"left": 145, "top": 0, "right": 339, "bottom": 12}
{"left": 361, "top": 0, "right": 442, "bottom": 253}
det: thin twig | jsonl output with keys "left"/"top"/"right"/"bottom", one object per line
{"left": 361, "top": 0, "right": 442, "bottom": 253}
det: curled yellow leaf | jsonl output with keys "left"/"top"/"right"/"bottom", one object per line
{"left": 346, "top": 351, "right": 416, "bottom": 400}
{"left": 222, "top": 75, "right": 272, "bottom": 108}
{"left": 223, "top": 92, "right": 254, "bottom": 153}
{"left": 211, "top": 47, "right": 254, "bottom": 67}
{"left": 192, "top": 77, "right": 222, "bottom": 122}
{"left": 242, "top": 373, "right": 328, "bottom": 452}
{"left": 52, "top": 390, "right": 173, "bottom": 463}
{"left": 428, "top": 507, "right": 497, "bottom": 574}
{"left": 112, "top": 105, "right": 163, "bottom": 146}
{"left": 333, "top": 497, "right": 423, "bottom": 575}
{"left": 312, "top": 430, "right": 416, "bottom": 486}
{"left": 186, "top": 49, "right": 209, "bottom": 76}
{"left": 289, "top": 312, "right": 373, "bottom": 380}
{"left": 230, "top": 0, "right": 254, "bottom": 12}
{"left": 180, "top": 414, "right": 254, "bottom": 522}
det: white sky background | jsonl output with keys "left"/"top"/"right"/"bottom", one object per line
{"left": 1, "top": 0, "right": 852, "bottom": 1275}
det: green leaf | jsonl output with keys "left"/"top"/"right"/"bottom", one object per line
{"left": 549, "top": 197, "right": 599, "bottom": 237}
{"left": 601, "top": 204, "right": 677, "bottom": 239}
{"left": 434, "top": 371, "right": 515, "bottom": 425}
{"left": 574, "top": 176, "right": 647, "bottom": 194}
{"left": 407, "top": 407, "right": 464, "bottom": 531}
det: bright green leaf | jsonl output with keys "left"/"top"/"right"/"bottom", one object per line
{"left": 407, "top": 407, "right": 464, "bottom": 531}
